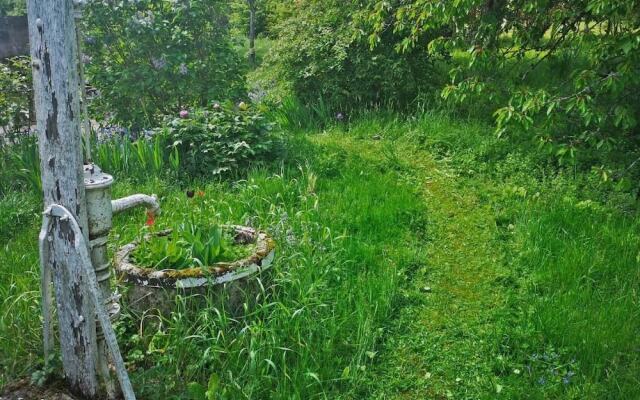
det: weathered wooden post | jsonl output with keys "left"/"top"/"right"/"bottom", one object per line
{"left": 28, "top": 1, "right": 136, "bottom": 399}
{"left": 27, "top": 0, "right": 98, "bottom": 396}
{"left": 25, "top": 0, "right": 147, "bottom": 398}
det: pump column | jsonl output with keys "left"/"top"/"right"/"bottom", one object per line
{"left": 83, "top": 163, "right": 118, "bottom": 398}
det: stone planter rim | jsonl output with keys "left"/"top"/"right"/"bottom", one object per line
{"left": 115, "top": 225, "right": 275, "bottom": 289}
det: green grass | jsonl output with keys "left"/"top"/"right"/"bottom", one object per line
{"left": 1, "top": 132, "right": 427, "bottom": 398}
{"left": 516, "top": 198, "right": 640, "bottom": 398}
{"left": 1, "top": 112, "right": 638, "bottom": 399}
{"left": 327, "top": 112, "right": 640, "bottom": 399}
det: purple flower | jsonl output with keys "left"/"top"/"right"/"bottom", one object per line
{"left": 178, "top": 63, "right": 188, "bottom": 76}
{"left": 151, "top": 56, "right": 167, "bottom": 70}
{"left": 179, "top": 110, "right": 189, "bottom": 119}
{"left": 563, "top": 371, "right": 575, "bottom": 385}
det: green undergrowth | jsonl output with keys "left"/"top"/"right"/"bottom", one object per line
{"left": 131, "top": 222, "right": 256, "bottom": 270}
{"left": 1, "top": 112, "right": 638, "bottom": 399}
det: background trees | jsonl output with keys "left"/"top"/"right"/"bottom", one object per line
{"left": 258, "top": 0, "right": 437, "bottom": 111}
{"left": 364, "top": 0, "right": 640, "bottom": 161}
{"left": 257, "top": 0, "right": 639, "bottom": 185}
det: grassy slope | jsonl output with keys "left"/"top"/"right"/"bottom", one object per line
{"left": 1, "top": 113, "right": 638, "bottom": 399}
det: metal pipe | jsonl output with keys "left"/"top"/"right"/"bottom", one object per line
{"left": 112, "top": 194, "right": 161, "bottom": 217}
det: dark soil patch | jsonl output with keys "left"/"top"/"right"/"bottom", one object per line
{"left": 1, "top": 379, "right": 81, "bottom": 400}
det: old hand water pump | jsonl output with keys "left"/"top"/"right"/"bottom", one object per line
{"left": 83, "top": 163, "right": 160, "bottom": 397}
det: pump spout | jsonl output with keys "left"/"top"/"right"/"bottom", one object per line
{"left": 112, "top": 194, "right": 161, "bottom": 216}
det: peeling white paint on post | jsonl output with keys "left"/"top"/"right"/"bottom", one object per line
{"left": 27, "top": 0, "right": 98, "bottom": 396}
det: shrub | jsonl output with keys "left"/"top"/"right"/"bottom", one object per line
{"left": 364, "top": 0, "right": 640, "bottom": 168}
{"left": 83, "top": 0, "right": 246, "bottom": 129}
{"left": 0, "top": 56, "right": 32, "bottom": 136}
{"left": 259, "top": 0, "right": 438, "bottom": 112}
{"left": 163, "top": 102, "right": 278, "bottom": 177}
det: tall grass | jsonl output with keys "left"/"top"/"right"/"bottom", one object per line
{"left": 92, "top": 132, "right": 174, "bottom": 180}
{"left": 1, "top": 112, "right": 638, "bottom": 399}
{"left": 516, "top": 197, "right": 640, "bottom": 398}
{"left": 270, "top": 97, "right": 334, "bottom": 131}
{"left": 0, "top": 136, "right": 41, "bottom": 196}
{"left": 1, "top": 136, "right": 426, "bottom": 398}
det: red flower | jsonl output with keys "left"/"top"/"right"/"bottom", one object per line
{"left": 145, "top": 210, "right": 156, "bottom": 227}
{"left": 197, "top": 190, "right": 205, "bottom": 197}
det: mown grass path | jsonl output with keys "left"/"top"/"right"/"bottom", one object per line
{"left": 1, "top": 116, "right": 637, "bottom": 398}
{"left": 311, "top": 130, "right": 511, "bottom": 399}
{"left": 366, "top": 149, "right": 511, "bottom": 399}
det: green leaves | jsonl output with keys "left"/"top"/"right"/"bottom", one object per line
{"left": 132, "top": 222, "right": 253, "bottom": 270}
{"left": 358, "top": 0, "right": 640, "bottom": 168}
{"left": 83, "top": 0, "right": 246, "bottom": 128}
{"left": 164, "top": 102, "right": 278, "bottom": 178}
{"left": 263, "top": 0, "right": 435, "bottom": 111}
{"left": 186, "top": 374, "right": 219, "bottom": 400}
{"left": 0, "top": 56, "right": 32, "bottom": 135}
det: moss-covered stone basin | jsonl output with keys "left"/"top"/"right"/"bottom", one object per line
{"left": 115, "top": 225, "right": 276, "bottom": 314}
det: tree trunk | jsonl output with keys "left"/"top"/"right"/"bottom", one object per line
{"left": 27, "top": 0, "right": 98, "bottom": 397}
{"left": 248, "top": 0, "right": 256, "bottom": 66}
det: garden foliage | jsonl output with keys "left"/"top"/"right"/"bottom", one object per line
{"left": 132, "top": 222, "right": 251, "bottom": 270}
{"left": 163, "top": 102, "right": 278, "bottom": 178}
{"left": 0, "top": 56, "right": 32, "bottom": 136}
{"left": 83, "top": 0, "right": 246, "bottom": 128}
{"left": 362, "top": 0, "right": 640, "bottom": 161}
{"left": 0, "top": 0, "right": 24, "bottom": 15}
{"left": 260, "top": 0, "right": 437, "bottom": 111}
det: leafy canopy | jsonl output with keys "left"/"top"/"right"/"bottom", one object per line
{"left": 363, "top": 0, "right": 640, "bottom": 159}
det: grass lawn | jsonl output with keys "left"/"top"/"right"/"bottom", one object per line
{"left": 1, "top": 113, "right": 638, "bottom": 399}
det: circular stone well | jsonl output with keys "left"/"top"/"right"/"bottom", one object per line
{"left": 115, "top": 225, "right": 276, "bottom": 315}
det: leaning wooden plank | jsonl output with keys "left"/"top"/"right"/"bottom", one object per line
{"left": 43, "top": 205, "right": 136, "bottom": 400}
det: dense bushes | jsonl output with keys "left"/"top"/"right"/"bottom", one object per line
{"left": 164, "top": 102, "right": 278, "bottom": 177}
{"left": 258, "top": 0, "right": 439, "bottom": 112}
{"left": 363, "top": 0, "right": 640, "bottom": 166}
{"left": 83, "top": 0, "right": 246, "bottom": 129}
